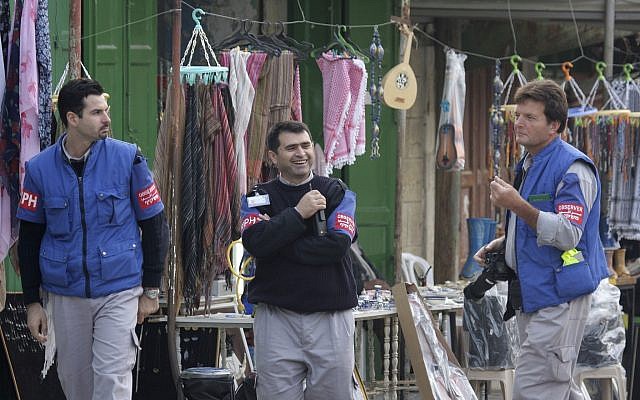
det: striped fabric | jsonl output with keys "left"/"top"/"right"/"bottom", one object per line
{"left": 180, "top": 84, "right": 206, "bottom": 312}
{"left": 246, "top": 55, "right": 274, "bottom": 188}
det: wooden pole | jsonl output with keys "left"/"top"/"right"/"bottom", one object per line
{"left": 394, "top": 0, "right": 411, "bottom": 283}
{"left": 433, "top": 19, "right": 462, "bottom": 283}
{"left": 69, "top": 0, "right": 81, "bottom": 78}
{"left": 167, "top": 1, "right": 183, "bottom": 399}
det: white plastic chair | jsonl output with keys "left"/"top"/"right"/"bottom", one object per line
{"left": 401, "top": 252, "right": 434, "bottom": 286}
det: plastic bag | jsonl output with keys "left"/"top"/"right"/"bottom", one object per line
{"left": 462, "top": 284, "right": 520, "bottom": 369}
{"left": 577, "top": 279, "right": 625, "bottom": 367}
{"left": 408, "top": 293, "right": 478, "bottom": 399}
{"left": 436, "top": 49, "right": 467, "bottom": 171}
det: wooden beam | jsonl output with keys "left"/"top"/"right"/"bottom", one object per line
{"left": 69, "top": 0, "right": 81, "bottom": 78}
{"left": 394, "top": 0, "right": 411, "bottom": 283}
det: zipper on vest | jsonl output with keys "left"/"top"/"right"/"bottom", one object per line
{"left": 78, "top": 174, "right": 90, "bottom": 298}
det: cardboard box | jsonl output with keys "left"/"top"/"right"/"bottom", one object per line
{"left": 392, "top": 282, "right": 475, "bottom": 399}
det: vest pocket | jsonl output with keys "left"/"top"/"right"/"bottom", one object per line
{"left": 96, "top": 187, "right": 129, "bottom": 226}
{"left": 43, "top": 197, "right": 71, "bottom": 237}
{"left": 99, "top": 241, "right": 140, "bottom": 281}
{"left": 553, "top": 260, "right": 594, "bottom": 298}
{"left": 40, "top": 248, "right": 69, "bottom": 287}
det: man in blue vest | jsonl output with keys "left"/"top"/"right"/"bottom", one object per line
{"left": 475, "top": 79, "right": 609, "bottom": 399}
{"left": 17, "top": 78, "right": 168, "bottom": 400}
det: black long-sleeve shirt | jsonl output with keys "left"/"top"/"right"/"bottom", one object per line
{"left": 242, "top": 175, "right": 357, "bottom": 312}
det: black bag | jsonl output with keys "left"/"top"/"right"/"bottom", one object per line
{"left": 234, "top": 373, "right": 257, "bottom": 400}
{"left": 180, "top": 368, "right": 235, "bottom": 400}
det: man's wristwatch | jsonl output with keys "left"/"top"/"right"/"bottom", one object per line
{"left": 142, "top": 288, "right": 160, "bottom": 300}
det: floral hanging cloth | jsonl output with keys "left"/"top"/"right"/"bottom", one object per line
{"left": 36, "top": 0, "right": 52, "bottom": 149}
{"left": 0, "top": 0, "right": 23, "bottom": 259}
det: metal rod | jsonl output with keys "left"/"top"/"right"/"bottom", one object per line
{"left": 604, "top": 0, "right": 615, "bottom": 77}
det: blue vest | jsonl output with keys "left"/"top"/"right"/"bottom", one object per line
{"left": 511, "top": 138, "right": 609, "bottom": 312}
{"left": 18, "top": 137, "right": 163, "bottom": 298}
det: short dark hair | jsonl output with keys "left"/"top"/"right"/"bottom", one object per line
{"left": 58, "top": 78, "right": 105, "bottom": 127}
{"left": 514, "top": 79, "right": 568, "bottom": 134}
{"left": 266, "top": 121, "right": 312, "bottom": 152}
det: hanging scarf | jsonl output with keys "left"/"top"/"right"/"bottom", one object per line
{"left": 0, "top": 26, "right": 7, "bottom": 262}
{"left": 181, "top": 84, "right": 206, "bottom": 313}
{"left": 228, "top": 47, "right": 254, "bottom": 196}
{"left": 0, "top": 0, "right": 9, "bottom": 61}
{"left": 19, "top": 0, "right": 41, "bottom": 188}
{"left": 316, "top": 53, "right": 352, "bottom": 174}
{"left": 35, "top": 0, "right": 51, "bottom": 149}
{"left": 1, "top": 0, "right": 23, "bottom": 250}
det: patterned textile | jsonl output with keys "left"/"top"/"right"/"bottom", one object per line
{"left": 209, "top": 86, "right": 238, "bottom": 276}
{"left": 317, "top": 53, "right": 368, "bottom": 174}
{"left": 609, "top": 79, "right": 640, "bottom": 239}
{"left": 0, "top": 0, "right": 9, "bottom": 61}
{"left": 262, "top": 51, "right": 294, "bottom": 181}
{"left": 317, "top": 53, "right": 351, "bottom": 174}
{"left": 35, "top": 0, "right": 51, "bottom": 149}
{"left": 291, "top": 63, "right": 302, "bottom": 121}
{"left": 228, "top": 47, "right": 254, "bottom": 196}
{"left": 180, "top": 85, "right": 205, "bottom": 312}
{"left": 246, "top": 55, "right": 274, "bottom": 188}
{"left": 0, "top": 29, "right": 7, "bottom": 261}
{"left": 19, "top": 0, "right": 41, "bottom": 188}
{"left": 1, "top": 0, "right": 23, "bottom": 248}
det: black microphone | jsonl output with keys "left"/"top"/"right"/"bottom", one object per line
{"left": 314, "top": 209, "right": 327, "bottom": 236}
{"left": 309, "top": 183, "right": 327, "bottom": 236}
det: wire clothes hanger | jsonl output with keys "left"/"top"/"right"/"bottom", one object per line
{"left": 274, "top": 21, "right": 314, "bottom": 56}
{"left": 501, "top": 55, "right": 527, "bottom": 105}
{"left": 257, "top": 22, "right": 307, "bottom": 60}
{"left": 622, "top": 63, "right": 640, "bottom": 111}
{"left": 310, "top": 25, "right": 365, "bottom": 60}
{"left": 561, "top": 61, "right": 596, "bottom": 118}
{"left": 214, "top": 19, "right": 281, "bottom": 56}
{"left": 586, "top": 62, "right": 626, "bottom": 111}
{"left": 180, "top": 8, "right": 229, "bottom": 85}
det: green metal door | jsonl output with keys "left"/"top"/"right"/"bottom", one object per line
{"left": 289, "top": 0, "right": 398, "bottom": 281}
{"left": 83, "top": 0, "right": 158, "bottom": 164}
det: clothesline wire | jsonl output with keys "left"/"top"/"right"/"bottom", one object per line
{"left": 507, "top": 0, "right": 518, "bottom": 56}
{"left": 568, "top": 0, "right": 586, "bottom": 58}
{"left": 79, "top": 9, "right": 179, "bottom": 40}
{"left": 75, "top": 2, "right": 640, "bottom": 75}
{"left": 181, "top": 0, "right": 395, "bottom": 28}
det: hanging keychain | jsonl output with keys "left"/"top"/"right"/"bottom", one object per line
{"left": 369, "top": 25, "right": 384, "bottom": 159}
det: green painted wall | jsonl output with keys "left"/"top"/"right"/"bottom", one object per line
{"left": 288, "top": 0, "right": 398, "bottom": 282}
{"left": 83, "top": 0, "right": 158, "bottom": 164}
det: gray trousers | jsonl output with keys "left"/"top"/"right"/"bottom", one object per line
{"left": 253, "top": 303, "right": 355, "bottom": 400}
{"left": 513, "top": 294, "right": 592, "bottom": 400}
{"left": 51, "top": 286, "right": 141, "bottom": 400}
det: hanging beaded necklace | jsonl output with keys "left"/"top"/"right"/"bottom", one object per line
{"left": 369, "top": 26, "right": 384, "bottom": 159}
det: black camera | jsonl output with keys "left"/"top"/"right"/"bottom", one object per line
{"left": 463, "top": 251, "right": 514, "bottom": 301}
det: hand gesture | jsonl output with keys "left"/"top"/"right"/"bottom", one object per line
{"left": 137, "top": 295, "right": 160, "bottom": 324}
{"left": 473, "top": 236, "right": 505, "bottom": 265}
{"left": 295, "top": 190, "right": 326, "bottom": 219}
{"left": 490, "top": 176, "right": 523, "bottom": 210}
{"left": 26, "top": 303, "right": 48, "bottom": 343}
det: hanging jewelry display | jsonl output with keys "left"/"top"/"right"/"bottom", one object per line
{"left": 489, "top": 59, "right": 504, "bottom": 178}
{"left": 369, "top": 25, "right": 384, "bottom": 159}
